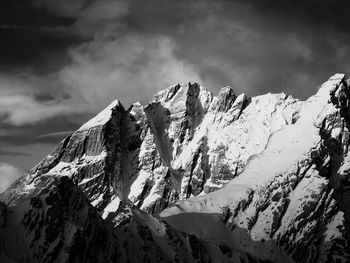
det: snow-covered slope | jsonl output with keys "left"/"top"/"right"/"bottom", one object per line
{"left": 2, "top": 74, "right": 350, "bottom": 262}
{"left": 161, "top": 74, "right": 350, "bottom": 262}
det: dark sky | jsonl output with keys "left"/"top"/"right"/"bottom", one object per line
{"left": 1, "top": 0, "right": 350, "bottom": 189}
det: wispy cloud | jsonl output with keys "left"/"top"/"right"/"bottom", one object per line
{"left": 60, "top": 35, "right": 202, "bottom": 107}
{"left": 0, "top": 94, "right": 78, "bottom": 126}
{"left": 34, "top": 130, "right": 74, "bottom": 143}
{"left": 0, "top": 150, "right": 29, "bottom": 156}
{"left": 35, "top": 130, "right": 74, "bottom": 139}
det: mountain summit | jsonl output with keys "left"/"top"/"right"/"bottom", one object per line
{"left": 1, "top": 74, "right": 350, "bottom": 262}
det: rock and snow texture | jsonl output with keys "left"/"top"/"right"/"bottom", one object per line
{"left": 2, "top": 74, "right": 350, "bottom": 262}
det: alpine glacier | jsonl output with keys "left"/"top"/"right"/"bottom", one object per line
{"left": 1, "top": 73, "right": 350, "bottom": 262}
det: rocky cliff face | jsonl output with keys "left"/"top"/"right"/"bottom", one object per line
{"left": 1, "top": 74, "right": 350, "bottom": 262}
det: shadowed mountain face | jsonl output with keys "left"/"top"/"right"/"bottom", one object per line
{"left": 2, "top": 75, "right": 350, "bottom": 262}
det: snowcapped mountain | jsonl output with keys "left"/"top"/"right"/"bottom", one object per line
{"left": 1, "top": 73, "right": 350, "bottom": 262}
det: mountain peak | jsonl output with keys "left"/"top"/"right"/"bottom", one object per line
{"left": 153, "top": 82, "right": 205, "bottom": 103}
{"left": 210, "top": 86, "right": 236, "bottom": 112}
{"left": 2, "top": 74, "right": 350, "bottom": 262}
{"left": 78, "top": 99, "right": 124, "bottom": 131}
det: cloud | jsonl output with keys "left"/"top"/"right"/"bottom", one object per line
{"left": 60, "top": 34, "right": 203, "bottom": 107}
{"left": 72, "top": 0, "right": 129, "bottom": 37}
{"left": 35, "top": 130, "right": 74, "bottom": 139}
{"left": 0, "top": 143, "right": 59, "bottom": 170}
{"left": 0, "top": 1, "right": 204, "bottom": 126}
{"left": 0, "top": 72, "right": 87, "bottom": 126}
{"left": 35, "top": 130, "right": 74, "bottom": 143}
{"left": 31, "top": 0, "right": 91, "bottom": 18}
{"left": 159, "top": 1, "right": 346, "bottom": 98}
{"left": 0, "top": 162, "right": 23, "bottom": 193}
{"left": 0, "top": 150, "right": 29, "bottom": 156}
{"left": 232, "top": 0, "right": 350, "bottom": 32}
{"left": 0, "top": 0, "right": 348, "bottom": 129}
{"left": 0, "top": 94, "right": 79, "bottom": 126}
